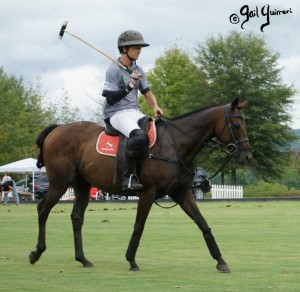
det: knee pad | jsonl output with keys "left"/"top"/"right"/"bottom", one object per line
{"left": 126, "top": 129, "right": 149, "bottom": 158}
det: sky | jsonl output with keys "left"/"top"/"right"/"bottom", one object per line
{"left": 1, "top": 0, "right": 300, "bottom": 128}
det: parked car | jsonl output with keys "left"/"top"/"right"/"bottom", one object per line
{"left": 192, "top": 167, "right": 211, "bottom": 199}
{"left": 29, "top": 174, "right": 49, "bottom": 200}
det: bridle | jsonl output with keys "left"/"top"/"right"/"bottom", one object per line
{"left": 215, "top": 103, "right": 251, "bottom": 157}
{"left": 150, "top": 103, "right": 252, "bottom": 177}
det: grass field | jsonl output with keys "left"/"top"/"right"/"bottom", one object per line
{"left": 0, "top": 200, "right": 299, "bottom": 291}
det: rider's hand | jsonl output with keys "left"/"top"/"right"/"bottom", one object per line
{"left": 128, "top": 72, "right": 141, "bottom": 90}
{"left": 154, "top": 106, "right": 163, "bottom": 118}
{"left": 128, "top": 78, "right": 138, "bottom": 89}
{"left": 130, "top": 72, "right": 141, "bottom": 81}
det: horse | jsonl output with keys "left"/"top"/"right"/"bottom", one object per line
{"left": 29, "top": 98, "right": 252, "bottom": 273}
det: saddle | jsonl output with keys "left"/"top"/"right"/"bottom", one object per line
{"left": 96, "top": 117, "right": 156, "bottom": 157}
{"left": 96, "top": 117, "right": 156, "bottom": 185}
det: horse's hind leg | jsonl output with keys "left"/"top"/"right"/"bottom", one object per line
{"left": 177, "top": 191, "right": 230, "bottom": 273}
{"left": 71, "top": 179, "right": 93, "bottom": 267}
{"left": 29, "top": 188, "right": 63, "bottom": 265}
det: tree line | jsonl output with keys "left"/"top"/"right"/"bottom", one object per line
{"left": 0, "top": 31, "right": 299, "bottom": 188}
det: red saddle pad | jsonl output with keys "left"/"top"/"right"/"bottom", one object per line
{"left": 96, "top": 120, "right": 157, "bottom": 156}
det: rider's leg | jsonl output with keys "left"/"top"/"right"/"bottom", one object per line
{"left": 109, "top": 109, "right": 148, "bottom": 190}
{"left": 121, "top": 129, "right": 148, "bottom": 190}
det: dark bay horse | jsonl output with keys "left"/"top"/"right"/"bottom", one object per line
{"left": 29, "top": 98, "right": 252, "bottom": 273}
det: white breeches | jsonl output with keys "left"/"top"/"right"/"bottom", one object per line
{"left": 109, "top": 109, "right": 145, "bottom": 138}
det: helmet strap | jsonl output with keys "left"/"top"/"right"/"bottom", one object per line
{"left": 122, "top": 47, "right": 135, "bottom": 62}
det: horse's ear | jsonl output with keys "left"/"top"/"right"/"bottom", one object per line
{"left": 231, "top": 98, "right": 239, "bottom": 110}
{"left": 231, "top": 98, "right": 248, "bottom": 110}
{"left": 237, "top": 100, "right": 249, "bottom": 110}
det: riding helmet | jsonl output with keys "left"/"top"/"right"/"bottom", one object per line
{"left": 118, "top": 30, "right": 149, "bottom": 53}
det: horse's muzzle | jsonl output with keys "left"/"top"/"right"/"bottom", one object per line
{"left": 237, "top": 149, "right": 253, "bottom": 164}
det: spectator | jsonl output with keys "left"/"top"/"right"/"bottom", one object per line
{"left": 1, "top": 171, "right": 12, "bottom": 183}
{"left": 1, "top": 171, "right": 12, "bottom": 204}
{"left": 1, "top": 180, "right": 20, "bottom": 206}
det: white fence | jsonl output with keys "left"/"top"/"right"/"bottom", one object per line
{"left": 61, "top": 188, "right": 75, "bottom": 201}
{"left": 211, "top": 184, "right": 243, "bottom": 199}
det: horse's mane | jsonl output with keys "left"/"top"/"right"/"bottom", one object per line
{"left": 170, "top": 103, "right": 225, "bottom": 121}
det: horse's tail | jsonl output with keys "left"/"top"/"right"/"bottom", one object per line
{"left": 36, "top": 124, "right": 59, "bottom": 168}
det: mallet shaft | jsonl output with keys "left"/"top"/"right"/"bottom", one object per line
{"left": 59, "top": 21, "right": 133, "bottom": 74}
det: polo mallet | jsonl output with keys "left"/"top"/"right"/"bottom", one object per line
{"left": 58, "top": 21, "right": 133, "bottom": 74}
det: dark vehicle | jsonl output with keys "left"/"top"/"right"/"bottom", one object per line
{"left": 192, "top": 167, "right": 211, "bottom": 199}
{"left": 29, "top": 174, "right": 49, "bottom": 200}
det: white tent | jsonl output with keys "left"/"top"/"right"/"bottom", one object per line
{"left": 0, "top": 158, "right": 46, "bottom": 200}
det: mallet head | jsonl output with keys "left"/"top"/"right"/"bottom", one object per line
{"left": 59, "top": 21, "right": 68, "bottom": 39}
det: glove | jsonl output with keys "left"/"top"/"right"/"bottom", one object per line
{"left": 130, "top": 72, "right": 142, "bottom": 81}
{"left": 127, "top": 72, "right": 141, "bottom": 90}
{"left": 128, "top": 78, "right": 138, "bottom": 89}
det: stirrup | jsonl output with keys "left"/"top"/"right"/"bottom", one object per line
{"left": 124, "top": 174, "right": 143, "bottom": 190}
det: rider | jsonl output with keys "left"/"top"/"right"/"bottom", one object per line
{"left": 102, "top": 30, "right": 163, "bottom": 191}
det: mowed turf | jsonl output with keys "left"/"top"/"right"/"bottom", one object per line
{"left": 0, "top": 200, "right": 299, "bottom": 291}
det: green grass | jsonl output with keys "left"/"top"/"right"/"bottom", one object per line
{"left": 0, "top": 201, "right": 299, "bottom": 291}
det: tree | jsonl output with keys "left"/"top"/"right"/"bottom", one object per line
{"left": 194, "top": 31, "right": 297, "bottom": 182}
{"left": 0, "top": 68, "right": 53, "bottom": 164}
{"left": 139, "top": 46, "right": 210, "bottom": 118}
{"left": 46, "top": 89, "right": 83, "bottom": 124}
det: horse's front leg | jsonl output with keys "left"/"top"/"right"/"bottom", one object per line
{"left": 71, "top": 193, "right": 93, "bottom": 267}
{"left": 126, "top": 192, "right": 154, "bottom": 271}
{"left": 178, "top": 190, "right": 230, "bottom": 273}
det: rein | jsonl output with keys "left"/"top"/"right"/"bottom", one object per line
{"left": 151, "top": 104, "right": 242, "bottom": 177}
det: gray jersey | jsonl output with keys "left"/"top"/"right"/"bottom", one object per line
{"left": 102, "top": 61, "right": 149, "bottom": 119}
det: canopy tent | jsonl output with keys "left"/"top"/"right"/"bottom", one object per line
{"left": 0, "top": 158, "right": 46, "bottom": 200}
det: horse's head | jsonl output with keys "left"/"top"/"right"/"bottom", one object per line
{"left": 215, "top": 98, "right": 252, "bottom": 164}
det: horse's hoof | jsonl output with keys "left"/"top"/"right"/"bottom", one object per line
{"left": 83, "top": 262, "right": 94, "bottom": 267}
{"left": 129, "top": 267, "right": 140, "bottom": 271}
{"left": 29, "top": 251, "right": 40, "bottom": 265}
{"left": 216, "top": 263, "right": 231, "bottom": 273}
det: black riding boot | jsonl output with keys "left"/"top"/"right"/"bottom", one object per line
{"left": 121, "top": 155, "right": 143, "bottom": 191}
{"left": 121, "top": 129, "right": 148, "bottom": 191}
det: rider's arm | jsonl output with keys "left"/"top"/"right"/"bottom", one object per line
{"left": 143, "top": 90, "right": 164, "bottom": 117}
{"left": 102, "top": 82, "right": 135, "bottom": 106}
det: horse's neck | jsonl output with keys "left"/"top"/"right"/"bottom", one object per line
{"left": 174, "top": 113, "right": 214, "bottom": 145}
{"left": 161, "top": 109, "right": 217, "bottom": 163}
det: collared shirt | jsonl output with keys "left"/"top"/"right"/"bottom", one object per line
{"left": 1, "top": 175, "right": 12, "bottom": 183}
{"left": 102, "top": 59, "right": 150, "bottom": 119}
